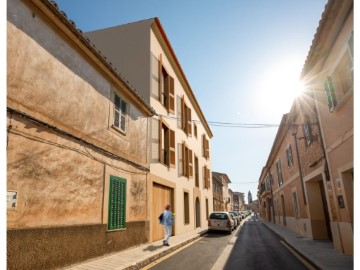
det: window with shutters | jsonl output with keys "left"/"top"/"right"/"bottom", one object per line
{"left": 203, "top": 165, "right": 210, "bottom": 189}
{"left": 181, "top": 96, "right": 192, "bottom": 136}
{"left": 182, "top": 142, "right": 193, "bottom": 178}
{"left": 113, "top": 93, "right": 127, "bottom": 133}
{"left": 108, "top": 176, "right": 126, "bottom": 230}
{"left": 159, "top": 118, "right": 175, "bottom": 167}
{"left": 276, "top": 160, "right": 283, "bottom": 186}
{"left": 202, "top": 134, "right": 210, "bottom": 159}
{"left": 324, "top": 33, "right": 354, "bottom": 112}
{"left": 286, "top": 145, "right": 294, "bottom": 167}
{"left": 159, "top": 55, "right": 175, "bottom": 113}
{"left": 184, "top": 192, "right": 190, "bottom": 224}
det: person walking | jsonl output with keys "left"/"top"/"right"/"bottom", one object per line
{"left": 160, "top": 204, "right": 174, "bottom": 246}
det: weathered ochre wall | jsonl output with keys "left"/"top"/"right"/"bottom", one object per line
{"left": 7, "top": 0, "right": 151, "bottom": 268}
{"left": 7, "top": 222, "right": 149, "bottom": 270}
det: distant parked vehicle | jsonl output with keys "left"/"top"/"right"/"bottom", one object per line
{"left": 236, "top": 211, "right": 244, "bottom": 220}
{"left": 208, "top": 212, "right": 234, "bottom": 234}
{"left": 229, "top": 212, "right": 238, "bottom": 227}
{"left": 229, "top": 211, "right": 242, "bottom": 224}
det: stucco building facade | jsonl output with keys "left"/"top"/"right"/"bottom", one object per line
{"left": 7, "top": 0, "right": 155, "bottom": 269}
{"left": 301, "top": 0, "right": 353, "bottom": 255}
{"left": 86, "top": 18, "right": 214, "bottom": 241}
{"left": 258, "top": 0, "right": 353, "bottom": 255}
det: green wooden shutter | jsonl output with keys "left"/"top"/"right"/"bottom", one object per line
{"left": 108, "top": 176, "right": 126, "bottom": 230}
{"left": 324, "top": 77, "right": 337, "bottom": 111}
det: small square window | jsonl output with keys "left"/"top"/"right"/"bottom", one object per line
{"left": 113, "top": 93, "right": 127, "bottom": 133}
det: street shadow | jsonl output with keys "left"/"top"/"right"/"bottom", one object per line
{"left": 205, "top": 231, "right": 232, "bottom": 238}
{"left": 143, "top": 244, "right": 164, "bottom": 252}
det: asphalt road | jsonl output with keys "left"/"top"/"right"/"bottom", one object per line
{"left": 224, "top": 215, "right": 309, "bottom": 270}
{"left": 146, "top": 215, "right": 309, "bottom": 270}
{"left": 147, "top": 229, "right": 233, "bottom": 270}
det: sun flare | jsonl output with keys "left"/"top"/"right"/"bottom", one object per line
{"left": 254, "top": 58, "right": 305, "bottom": 120}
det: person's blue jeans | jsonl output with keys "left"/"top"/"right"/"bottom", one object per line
{"left": 164, "top": 225, "right": 172, "bottom": 244}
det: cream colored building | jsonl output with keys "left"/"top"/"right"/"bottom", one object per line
{"left": 301, "top": 0, "right": 353, "bottom": 255}
{"left": 7, "top": 0, "right": 155, "bottom": 269}
{"left": 86, "top": 18, "right": 214, "bottom": 241}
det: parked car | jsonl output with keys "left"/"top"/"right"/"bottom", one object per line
{"left": 208, "top": 212, "right": 234, "bottom": 234}
{"left": 229, "top": 212, "right": 238, "bottom": 227}
{"left": 230, "top": 211, "right": 242, "bottom": 225}
{"left": 236, "top": 211, "right": 244, "bottom": 220}
{"left": 239, "top": 211, "right": 246, "bottom": 220}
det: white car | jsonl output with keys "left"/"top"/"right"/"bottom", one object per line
{"left": 208, "top": 212, "right": 234, "bottom": 234}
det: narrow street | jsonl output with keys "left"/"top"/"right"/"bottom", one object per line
{"left": 145, "top": 215, "right": 311, "bottom": 270}
{"left": 225, "top": 215, "right": 310, "bottom": 270}
{"left": 145, "top": 230, "right": 232, "bottom": 270}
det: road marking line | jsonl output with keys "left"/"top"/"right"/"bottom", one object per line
{"left": 140, "top": 237, "right": 202, "bottom": 270}
{"left": 280, "top": 240, "right": 316, "bottom": 270}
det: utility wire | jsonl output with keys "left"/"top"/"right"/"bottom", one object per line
{"left": 157, "top": 114, "right": 280, "bottom": 128}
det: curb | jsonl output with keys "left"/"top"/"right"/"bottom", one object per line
{"left": 123, "top": 230, "right": 208, "bottom": 270}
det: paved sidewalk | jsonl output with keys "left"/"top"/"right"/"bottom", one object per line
{"left": 60, "top": 227, "right": 207, "bottom": 270}
{"left": 259, "top": 217, "right": 353, "bottom": 270}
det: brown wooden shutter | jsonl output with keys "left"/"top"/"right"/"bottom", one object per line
{"left": 206, "top": 138, "right": 210, "bottom": 159}
{"left": 181, "top": 96, "right": 185, "bottom": 130}
{"left": 169, "top": 129, "right": 175, "bottom": 167}
{"left": 169, "top": 77, "right": 175, "bottom": 113}
{"left": 158, "top": 54, "right": 162, "bottom": 101}
{"left": 206, "top": 168, "right": 210, "bottom": 189}
{"left": 159, "top": 118, "right": 163, "bottom": 163}
{"left": 187, "top": 107, "right": 192, "bottom": 136}
{"left": 202, "top": 134, "right": 206, "bottom": 158}
{"left": 189, "top": 149, "right": 193, "bottom": 178}
{"left": 182, "top": 142, "right": 186, "bottom": 176}
{"left": 203, "top": 166, "right": 206, "bottom": 188}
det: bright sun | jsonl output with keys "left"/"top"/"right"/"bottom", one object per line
{"left": 255, "top": 58, "right": 305, "bottom": 121}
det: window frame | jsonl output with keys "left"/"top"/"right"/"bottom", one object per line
{"left": 159, "top": 117, "right": 175, "bottom": 167}
{"left": 113, "top": 92, "right": 128, "bottom": 134}
{"left": 158, "top": 54, "right": 175, "bottom": 114}
{"left": 182, "top": 142, "right": 193, "bottom": 178}
{"left": 324, "top": 33, "right": 354, "bottom": 112}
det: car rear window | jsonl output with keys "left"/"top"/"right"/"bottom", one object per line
{"left": 210, "top": 213, "right": 228, "bottom": 220}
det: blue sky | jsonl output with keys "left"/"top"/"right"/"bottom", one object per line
{"left": 48, "top": 0, "right": 327, "bottom": 201}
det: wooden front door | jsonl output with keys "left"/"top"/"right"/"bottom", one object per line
{"left": 152, "top": 183, "right": 172, "bottom": 241}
